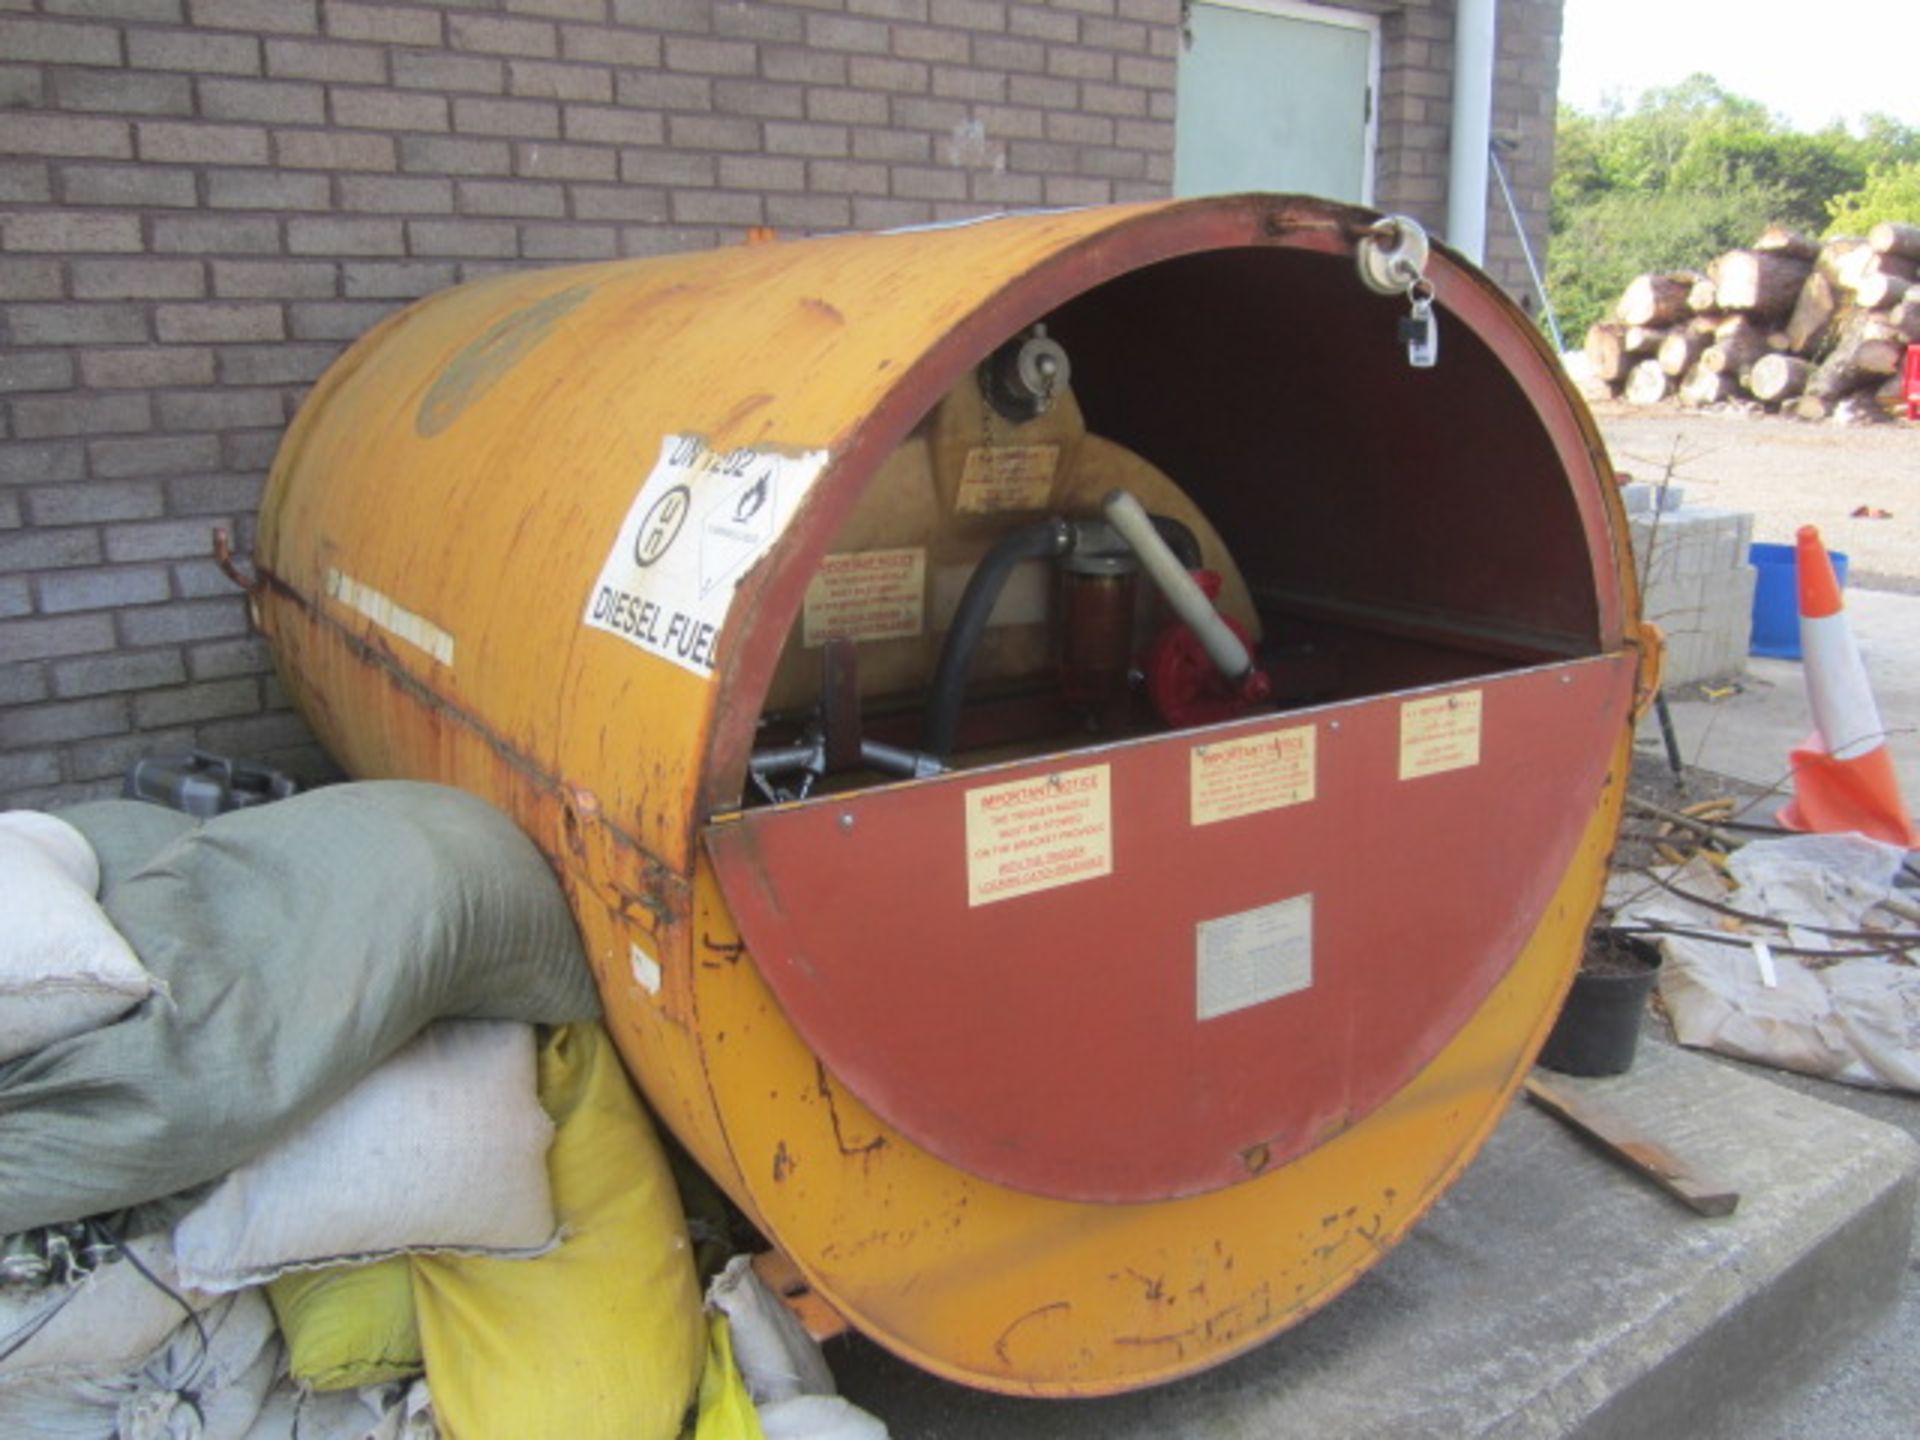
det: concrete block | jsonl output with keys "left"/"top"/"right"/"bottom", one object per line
{"left": 0, "top": 351, "right": 76, "bottom": 393}
{"left": 136, "top": 120, "right": 270, "bottom": 166}
{"left": 507, "top": 59, "right": 614, "bottom": 104}
{"left": 115, "top": 596, "right": 248, "bottom": 646}
{"left": 27, "top": 480, "right": 164, "bottom": 526}
{"left": 105, "top": 517, "right": 232, "bottom": 564}
{"left": 447, "top": 13, "right": 558, "bottom": 59}
{"left": 763, "top": 45, "right": 849, "bottom": 86}
{"left": 0, "top": 526, "right": 101, "bottom": 574}
{"left": 456, "top": 179, "right": 565, "bottom": 218}
{"left": 287, "top": 217, "right": 406, "bottom": 257}
{"left": 52, "top": 647, "right": 187, "bottom": 698}
{"left": 833, "top": 1042, "right": 1920, "bottom": 1439}
{"left": 0, "top": 750, "right": 62, "bottom": 792}
{"left": 0, "top": 616, "right": 117, "bottom": 671}
{"left": 190, "top": 0, "right": 317, "bottom": 36}
{"left": 564, "top": 104, "right": 665, "bottom": 147}
{"left": 557, "top": 22, "right": 662, "bottom": 68}
{"left": 275, "top": 130, "right": 396, "bottom": 171}
{"left": 264, "top": 37, "right": 387, "bottom": 84}
{"left": 156, "top": 388, "right": 286, "bottom": 432}
{"left": 70, "top": 259, "right": 206, "bottom": 301}
{"left": 37, "top": 563, "right": 170, "bottom": 614}
{"left": 151, "top": 216, "right": 281, "bottom": 255}
{"left": 286, "top": 299, "right": 401, "bottom": 340}
{"left": 0, "top": 16, "right": 122, "bottom": 65}
{"left": 132, "top": 675, "right": 260, "bottom": 727}
{"left": 3, "top": 211, "right": 141, "bottom": 253}
{"left": 65, "top": 725, "right": 196, "bottom": 784}
{"left": 154, "top": 302, "right": 285, "bottom": 344}
{"left": 393, "top": 50, "right": 504, "bottom": 94}
{"left": 10, "top": 391, "right": 152, "bottom": 440}
{"left": 512, "top": 140, "right": 617, "bottom": 182}
{"left": 399, "top": 135, "right": 512, "bottom": 177}
{"left": 975, "top": 35, "right": 1052, "bottom": 72}
{"left": 88, "top": 432, "right": 222, "bottom": 477}
{"left": 211, "top": 260, "right": 337, "bottom": 300}
{"left": 341, "top": 261, "right": 455, "bottom": 299}
{"left": 615, "top": 69, "right": 714, "bottom": 112}
{"left": 403, "top": 220, "right": 517, "bottom": 258}
{"left": 0, "top": 662, "right": 51, "bottom": 706}
{"left": 329, "top": 88, "right": 449, "bottom": 134}
{"left": 323, "top": 1, "right": 440, "bottom": 46}
{"left": 519, "top": 225, "right": 618, "bottom": 261}
{"left": 61, "top": 164, "right": 198, "bottom": 209}
{"left": 664, "top": 35, "right": 760, "bottom": 76}
{"left": 164, "top": 471, "right": 264, "bottom": 514}
{"left": 337, "top": 175, "right": 456, "bottom": 214}
{"left": 186, "top": 634, "right": 273, "bottom": 681}
{"left": 199, "top": 77, "right": 326, "bottom": 125}
{"left": 127, "top": 28, "right": 261, "bottom": 74}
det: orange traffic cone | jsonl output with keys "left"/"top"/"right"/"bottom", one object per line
{"left": 1777, "top": 525, "right": 1917, "bottom": 848}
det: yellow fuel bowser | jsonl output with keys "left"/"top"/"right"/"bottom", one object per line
{"left": 252, "top": 195, "right": 1658, "bottom": 1396}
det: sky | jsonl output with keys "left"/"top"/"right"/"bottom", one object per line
{"left": 1558, "top": 0, "right": 1920, "bottom": 132}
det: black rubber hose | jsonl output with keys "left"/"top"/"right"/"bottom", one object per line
{"left": 1150, "top": 515, "right": 1203, "bottom": 571}
{"left": 922, "top": 517, "right": 1074, "bottom": 757}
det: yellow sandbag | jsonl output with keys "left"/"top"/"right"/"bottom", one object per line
{"left": 266, "top": 1256, "right": 421, "bottom": 1391}
{"left": 412, "top": 1022, "right": 705, "bottom": 1440}
{"left": 694, "top": 1315, "right": 766, "bottom": 1440}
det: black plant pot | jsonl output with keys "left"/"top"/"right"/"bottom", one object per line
{"left": 1538, "top": 932, "right": 1662, "bottom": 1077}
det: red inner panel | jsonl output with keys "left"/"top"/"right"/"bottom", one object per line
{"left": 705, "top": 655, "right": 1634, "bottom": 1203}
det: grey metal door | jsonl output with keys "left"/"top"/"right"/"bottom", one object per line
{"left": 1174, "top": 0, "right": 1376, "bottom": 203}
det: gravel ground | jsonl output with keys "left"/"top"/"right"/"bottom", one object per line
{"left": 1592, "top": 404, "right": 1920, "bottom": 591}
{"left": 1596, "top": 405, "right": 1920, "bottom": 1439}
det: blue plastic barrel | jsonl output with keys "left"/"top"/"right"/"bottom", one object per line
{"left": 1749, "top": 540, "right": 1849, "bottom": 659}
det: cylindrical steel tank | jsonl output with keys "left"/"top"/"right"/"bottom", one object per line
{"left": 254, "top": 195, "right": 1659, "bottom": 1397}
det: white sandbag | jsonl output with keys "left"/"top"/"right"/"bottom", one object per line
{"left": 174, "top": 1021, "right": 556, "bottom": 1293}
{"left": 247, "top": 1377, "right": 438, "bottom": 1440}
{"left": 705, "top": 1254, "right": 836, "bottom": 1406}
{"left": 0, "top": 810, "right": 100, "bottom": 893}
{"left": 0, "top": 1289, "right": 277, "bottom": 1439}
{"left": 0, "top": 812, "right": 156, "bottom": 1063}
{"left": 0, "top": 1234, "right": 209, "bottom": 1383}
{"left": 758, "top": 1394, "right": 891, "bottom": 1440}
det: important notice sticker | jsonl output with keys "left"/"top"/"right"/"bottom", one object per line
{"left": 584, "top": 434, "right": 827, "bottom": 677}
{"left": 1190, "top": 725, "right": 1316, "bottom": 825}
{"left": 1196, "top": 894, "right": 1314, "bottom": 1021}
{"left": 956, "top": 444, "right": 1059, "bottom": 513}
{"left": 802, "top": 547, "right": 925, "bottom": 647}
{"left": 1399, "top": 690, "right": 1484, "bottom": 779}
{"left": 965, "top": 764, "right": 1112, "bottom": 907}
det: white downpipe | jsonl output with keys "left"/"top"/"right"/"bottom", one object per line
{"left": 1447, "top": 0, "right": 1498, "bottom": 265}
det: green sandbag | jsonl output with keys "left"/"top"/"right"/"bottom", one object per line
{"left": 0, "top": 782, "right": 600, "bottom": 1234}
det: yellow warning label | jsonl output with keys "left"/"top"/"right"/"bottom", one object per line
{"left": 802, "top": 547, "right": 925, "bottom": 647}
{"left": 956, "top": 444, "right": 1059, "bottom": 513}
{"left": 1399, "top": 690, "right": 1483, "bottom": 779}
{"left": 964, "top": 764, "right": 1112, "bottom": 907}
{"left": 1190, "top": 725, "right": 1316, "bottom": 825}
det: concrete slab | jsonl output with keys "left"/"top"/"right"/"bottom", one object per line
{"left": 829, "top": 1041, "right": 1920, "bottom": 1438}
{"left": 1640, "top": 587, "right": 1920, "bottom": 809}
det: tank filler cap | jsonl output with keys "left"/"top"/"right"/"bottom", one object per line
{"left": 979, "top": 324, "right": 1071, "bottom": 422}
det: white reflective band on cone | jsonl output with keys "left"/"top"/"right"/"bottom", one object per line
{"left": 1800, "top": 611, "right": 1885, "bottom": 761}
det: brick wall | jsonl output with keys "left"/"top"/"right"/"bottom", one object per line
{"left": 0, "top": 0, "right": 1561, "bottom": 809}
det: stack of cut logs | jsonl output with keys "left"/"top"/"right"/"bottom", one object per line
{"left": 1581, "top": 220, "right": 1920, "bottom": 420}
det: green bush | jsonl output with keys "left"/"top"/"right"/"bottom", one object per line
{"left": 1546, "top": 78, "right": 1920, "bottom": 347}
{"left": 1549, "top": 186, "right": 1785, "bottom": 344}
{"left": 1826, "top": 161, "right": 1920, "bottom": 234}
